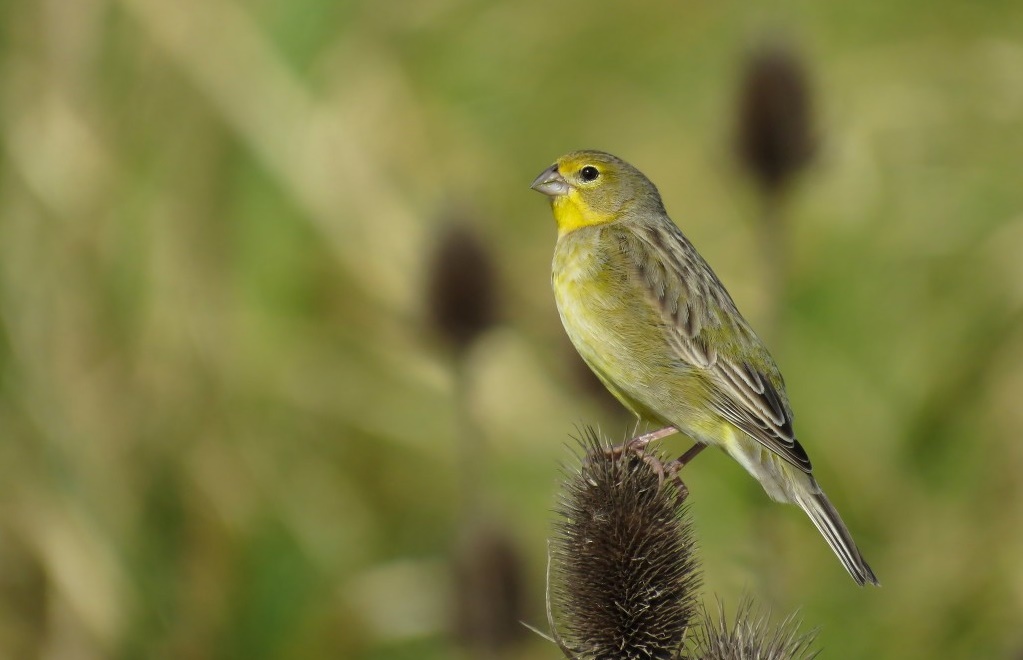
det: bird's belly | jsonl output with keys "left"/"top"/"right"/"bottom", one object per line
{"left": 553, "top": 261, "right": 707, "bottom": 427}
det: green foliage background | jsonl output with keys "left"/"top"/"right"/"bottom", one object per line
{"left": 1, "top": 0, "right": 1022, "bottom": 658}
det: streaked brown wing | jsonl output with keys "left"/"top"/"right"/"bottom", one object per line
{"left": 615, "top": 222, "right": 812, "bottom": 473}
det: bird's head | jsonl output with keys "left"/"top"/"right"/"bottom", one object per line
{"left": 530, "top": 150, "right": 664, "bottom": 237}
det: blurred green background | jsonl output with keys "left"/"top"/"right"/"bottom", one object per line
{"left": 2, "top": 0, "right": 1022, "bottom": 658}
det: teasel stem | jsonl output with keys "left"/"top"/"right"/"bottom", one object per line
{"left": 734, "top": 37, "right": 817, "bottom": 343}
{"left": 426, "top": 218, "right": 528, "bottom": 656}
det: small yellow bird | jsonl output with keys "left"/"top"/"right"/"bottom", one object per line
{"left": 532, "top": 150, "right": 878, "bottom": 586}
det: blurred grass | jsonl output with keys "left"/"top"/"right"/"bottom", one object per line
{"left": 1, "top": 0, "right": 1023, "bottom": 658}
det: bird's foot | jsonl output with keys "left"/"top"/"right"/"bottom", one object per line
{"left": 599, "top": 427, "right": 701, "bottom": 496}
{"left": 599, "top": 439, "right": 668, "bottom": 487}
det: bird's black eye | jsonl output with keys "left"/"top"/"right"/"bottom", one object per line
{"left": 580, "top": 166, "right": 600, "bottom": 182}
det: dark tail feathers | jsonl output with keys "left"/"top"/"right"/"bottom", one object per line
{"left": 796, "top": 488, "right": 880, "bottom": 587}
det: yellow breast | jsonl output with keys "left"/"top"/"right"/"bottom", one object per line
{"left": 552, "top": 228, "right": 663, "bottom": 421}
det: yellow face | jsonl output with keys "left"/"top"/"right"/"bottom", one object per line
{"left": 530, "top": 150, "right": 661, "bottom": 237}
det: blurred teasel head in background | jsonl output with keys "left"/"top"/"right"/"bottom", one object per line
{"left": 426, "top": 219, "right": 500, "bottom": 353}
{"left": 735, "top": 39, "right": 817, "bottom": 195}
{"left": 451, "top": 521, "right": 530, "bottom": 655}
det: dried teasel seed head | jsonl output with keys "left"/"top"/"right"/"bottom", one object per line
{"left": 688, "top": 597, "right": 820, "bottom": 660}
{"left": 551, "top": 428, "right": 700, "bottom": 659}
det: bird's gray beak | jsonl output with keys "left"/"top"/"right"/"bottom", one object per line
{"left": 530, "top": 164, "right": 570, "bottom": 197}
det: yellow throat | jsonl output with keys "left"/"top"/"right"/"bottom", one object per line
{"left": 551, "top": 191, "right": 614, "bottom": 238}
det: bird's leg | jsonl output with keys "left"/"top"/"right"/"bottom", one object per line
{"left": 603, "top": 425, "right": 677, "bottom": 460}
{"left": 650, "top": 443, "right": 708, "bottom": 499}
{"left": 626, "top": 425, "right": 678, "bottom": 451}
{"left": 664, "top": 442, "right": 707, "bottom": 474}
